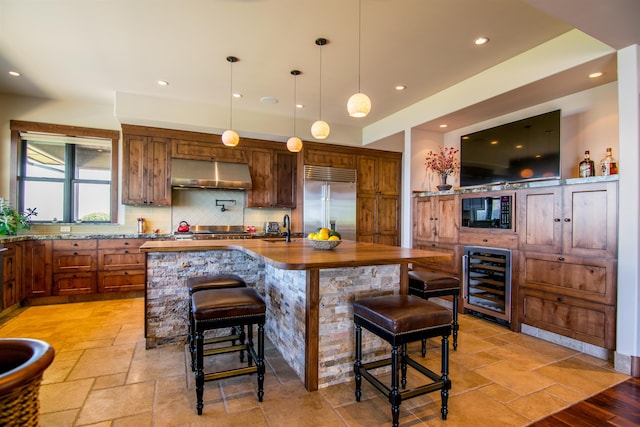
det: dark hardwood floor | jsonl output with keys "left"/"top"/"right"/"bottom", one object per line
{"left": 530, "top": 378, "right": 640, "bottom": 426}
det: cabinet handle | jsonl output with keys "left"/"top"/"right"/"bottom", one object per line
{"left": 482, "top": 239, "right": 488, "bottom": 243}
{"left": 558, "top": 257, "right": 565, "bottom": 261}
{"left": 124, "top": 271, "right": 128, "bottom": 275}
{"left": 73, "top": 242, "right": 78, "bottom": 246}
{"left": 73, "top": 252, "right": 78, "bottom": 256}
{"left": 557, "top": 296, "right": 564, "bottom": 302}
{"left": 563, "top": 218, "right": 571, "bottom": 222}
{"left": 554, "top": 218, "right": 561, "bottom": 222}
{"left": 124, "top": 250, "right": 129, "bottom": 254}
{"left": 124, "top": 242, "right": 129, "bottom": 246}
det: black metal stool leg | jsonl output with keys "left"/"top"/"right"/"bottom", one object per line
{"left": 354, "top": 324, "right": 362, "bottom": 402}
{"left": 440, "top": 334, "right": 450, "bottom": 420}
{"left": 195, "top": 328, "right": 204, "bottom": 415}
{"left": 390, "top": 345, "right": 400, "bottom": 427}
{"left": 401, "top": 343, "right": 408, "bottom": 389}
{"left": 257, "top": 323, "right": 265, "bottom": 402}
{"left": 247, "top": 324, "right": 254, "bottom": 367}
{"left": 452, "top": 295, "right": 459, "bottom": 350}
{"left": 421, "top": 338, "right": 427, "bottom": 357}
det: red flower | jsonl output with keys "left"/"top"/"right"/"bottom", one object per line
{"left": 425, "top": 146, "right": 460, "bottom": 176}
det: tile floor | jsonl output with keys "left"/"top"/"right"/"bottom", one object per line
{"left": 0, "top": 298, "right": 629, "bottom": 426}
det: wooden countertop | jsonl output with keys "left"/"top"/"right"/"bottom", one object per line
{"left": 140, "top": 238, "right": 451, "bottom": 270}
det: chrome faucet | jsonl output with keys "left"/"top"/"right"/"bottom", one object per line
{"left": 282, "top": 214, "right": 291, "bottom": 242}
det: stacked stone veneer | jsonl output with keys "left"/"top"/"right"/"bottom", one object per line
{"left": 145, "top": 249, "right": 264, "bottom": 347}
{"left": 264, "top": 263, "right": 400, "bottom": 388}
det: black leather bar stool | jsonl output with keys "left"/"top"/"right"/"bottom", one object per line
{"left": 187, "top": 274, "right": 246, "bottom": 371}
{"left": 353, "top": 295, "right": 452, "bottom": 427}
{"left": 408, "top": 270, "right": 460, "bottom": 353}
{"left": 191, "top": 287, "right": 266, "bottom": 415}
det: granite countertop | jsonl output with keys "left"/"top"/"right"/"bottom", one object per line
{"left": 413, "top": 175, "right": 618, "bottom": 197}
{"left": 0, "top": 233, "right": 172, "bottom": 244}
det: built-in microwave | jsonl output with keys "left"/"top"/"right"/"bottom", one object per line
{"left": 461, "top": 195, "right": 512, "bottom": 229}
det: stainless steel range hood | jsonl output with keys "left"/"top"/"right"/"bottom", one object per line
{"left": 171, "top": 159, "right": 252, "bottom": 190}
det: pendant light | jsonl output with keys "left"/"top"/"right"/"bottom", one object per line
{"left": 347, "top": 0, "right": 371, "bottom": 118}
{"left": 311, "top": 37, "right": 330, "bottom": 140}
{"left": 221, "top": 56, "right": 240, "bottom": 147}
{"left": 287, "top": 70, "right": 303, "bottom": 153}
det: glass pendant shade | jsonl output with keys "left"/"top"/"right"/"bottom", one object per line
{"left": 287, "top": 136, "right": 303, "bottom": 152}
{"left": 347, "top": 92, "right": 371, "bottom": 118}
{"left": 311, "top": 120, "right": 330, "bottom": 140}
{"left": 221, "top": 129, "right": 239, "bottom": 147}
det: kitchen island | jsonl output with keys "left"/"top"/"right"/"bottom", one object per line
{"left": 140, "top": 238, "right": 451, "bottom": 390}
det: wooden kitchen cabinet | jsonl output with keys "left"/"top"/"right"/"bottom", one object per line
{"left": 246, "top": 148, "right": 296, "bottom": 208}
{"left": 122, "top": 134, "right": 171, "bottom": 206}
{"left": 356, "top": 154, "right": 401, "bottom": 245}
{"left": 303, "top": 148, "right": 356, "bottom": 169}
{"left": 22, "top": 240, "right": 52, "bottom": 298}
{"left": 172, "top": 139, "right": 247, "bottom": 163}
{"left": 412, "top": 195, "right": 460, "bottom": 275}
{"left": 52, "top": 239, "right": 97, "bottom": 295}
{"left": 518, "top": 180, "right": 618, "bottom": 349}
{"left": 520, "top": 252, "right": 617, "bottom": 348}
{"left": 413, "top": 195, "right": 459, "bottom": 244}
{"left": 518, "top": 181, "right": 617, "bottom": 258}
{"left": 2, "top": 243, "right": 21, "bottom": 309}
{"left": 97, "top": 238, "right": 145, "bottom": 292}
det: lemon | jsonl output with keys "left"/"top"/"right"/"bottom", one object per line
{"left": 307, "top": 232, "right": 316, "bottom": 239}
{"left": 328, "top": 235, "right": 340, "bottom": 241}
{"left": 317, "top": 230, "right": 330, "bottom": 240}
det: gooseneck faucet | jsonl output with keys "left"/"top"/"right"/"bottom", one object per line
{"left": 283, "top": 214, "right": 291, "bottom": 242}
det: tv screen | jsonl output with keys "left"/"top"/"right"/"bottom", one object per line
{"left": 460, "top": 110, "right": 561, "bottom": 187}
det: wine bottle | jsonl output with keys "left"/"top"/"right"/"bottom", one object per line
{"left": 599, "top": 147, "right": 618, "bottom": 176}
{"left": 579, "top": 150, "right": 595, "bottom": 177}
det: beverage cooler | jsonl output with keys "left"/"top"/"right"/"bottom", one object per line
{"left": 462, "top": 246, "right": 512, "bottom": 325}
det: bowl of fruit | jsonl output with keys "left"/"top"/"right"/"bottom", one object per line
{"left": 307, "top": 228, "right": 342, "bottom": 250}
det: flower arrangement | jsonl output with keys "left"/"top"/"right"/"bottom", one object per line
{"left": 0, "top": 198, "right": 37, "bottom": 236}
{"left": 425, "top": 146, "right": 460, "bottom": 178}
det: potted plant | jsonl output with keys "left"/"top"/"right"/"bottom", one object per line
{"left": 0, "top": 198, "right": 37, "bottom": 236}
{"left": 425, "top": 146, "right": 460, "bottom": 191}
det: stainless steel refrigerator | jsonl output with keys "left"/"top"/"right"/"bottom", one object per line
{"left": 303, "top": 165, "right": 357, "bottom": 240}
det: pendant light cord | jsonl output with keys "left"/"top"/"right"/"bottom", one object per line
{"left": 357, "top": 0, "right": 362, "bottom": 92}
{"left": 319, "top": 43, "right": 323, "bottom": 120}
{"left": 229, "top": 60, "right": 233, "bottom": 129}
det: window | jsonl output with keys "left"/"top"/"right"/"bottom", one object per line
{"left": 10, "top": 121, "right": 119, "bottom": 223}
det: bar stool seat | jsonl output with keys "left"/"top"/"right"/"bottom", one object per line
{"left": 191, "top": 287, "right": 266, "bottom": 415}
{"left": 187, "top": 274, "right": 247, "bottom": 371}
{"left": 354, "top": 295, "right": 452, "bottom": 427}
{"left": 408, "top": 270, "right": 460, "bottom": 353}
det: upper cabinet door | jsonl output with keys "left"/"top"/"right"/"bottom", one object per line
{"left": 562, "top": 182, "right": 617, "bottom": 258}
{"left": 518, "top": 186, "right": 563, "bottom": 254}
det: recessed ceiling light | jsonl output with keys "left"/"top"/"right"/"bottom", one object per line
{"left": 296, "top": 103, "right": 304, "bottom": 109}
{"left": 515, "top": 144, "right": 523, "bottom": 149}
{"left": 589, "top": 72, "right": 604, "bottom": 78}
{"left": 260, "top": 96, "right": 278, "bottom": 105}
{"left": 395, "top": 85, "right": 406, "bottom": 91}
{"left": 439, "top": 124, "right": 448, "bottom": 128}
{"left": 490, "top": 140, "right": 498, "bottom": 145}
{"left": 9, "top": 71, "right": 20, "bottom": 77}
{"left": 233, "top": 92, "right": 243, "bottom": 98}
{"left": 474, "top": 36, "right": 489, "bottom": 45}
{"left": 157, "top": 80, "right": 169, "bottom": 86}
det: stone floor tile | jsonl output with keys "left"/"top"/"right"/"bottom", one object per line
{"left": 76, "top": 381, "right": 156, "bottom": 425}
{"left": 475, "top": 360, "right": 556, "bottom": 396}
{"left": 506, "top": 389, "right": 571, "bottom": 422}
{"left": 39, "top": 408, "right": 79, "bottom": 427}
{"left": 39, "top": 378, "right": 94, "bottom": 413}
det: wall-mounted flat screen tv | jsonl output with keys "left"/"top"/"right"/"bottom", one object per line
{"left": 460, "top": 110, "right": 561, "bottom": 187}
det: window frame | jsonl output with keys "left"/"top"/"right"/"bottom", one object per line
{"left": 10, "top": 120, "right": 119, "bottom": 224}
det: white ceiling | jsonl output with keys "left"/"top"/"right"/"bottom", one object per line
{"left": 0, "top": 0, "right": 638, "bottom": 142}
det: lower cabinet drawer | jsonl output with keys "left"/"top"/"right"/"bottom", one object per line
{"left": 53, "top": 250, "right": 97, "bottom": 273}
{"left": 413, "top": 242, "right": 460, "bottom": 274}
{"left": 521, "top": 288, "right": 615, "bottom": 349}
{"left": 53, "top": 272, "right": 97, "bottom": 295}
{"left": 98, "top": 270, "right": 145, "bottom": 292}
{"left": 98, "top": 251, "right": 145, "bottom": 270}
